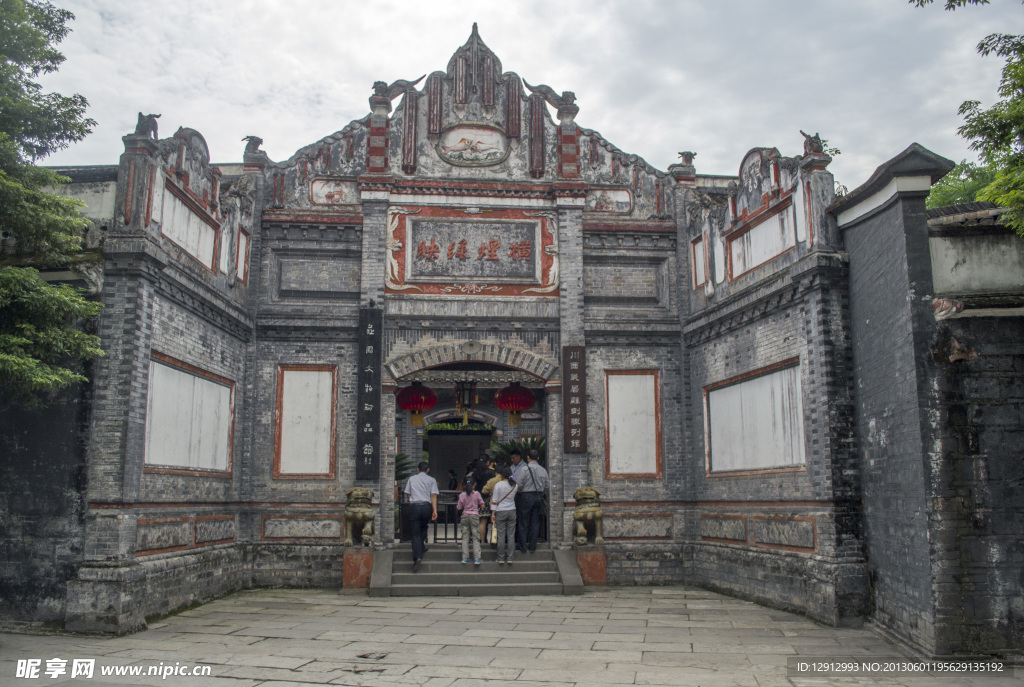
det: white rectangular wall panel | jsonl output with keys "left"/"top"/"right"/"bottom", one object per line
{"left": 730, "top": 211, "right": 795, "bottom": 277}
{"left": 692, "top": 237, "right": 707, "bottom": 288}
{"left": 606, "top": 371, "right": 661, "bottom": 476}
{"left": 236, "top": 230, "right": 250, "bottom": 282}
{"left": 276, "top": 368, "right": 335, "bottom": 476}
{"left": 707, "top": 364, "right": 805, "bottom": 472}
{"left": 145, "top": 358, "right": 232, "bottom": 471}
{"left": 161, "top": 188, "right": 216, "bottom": 269}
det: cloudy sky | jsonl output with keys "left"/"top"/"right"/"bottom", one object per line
{"left": 41, "top": 0, "right": 1021, "bottom": 189}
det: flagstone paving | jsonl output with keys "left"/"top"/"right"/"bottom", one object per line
{"left": 1, "top": 586, "right": 1021, "bottom": 686}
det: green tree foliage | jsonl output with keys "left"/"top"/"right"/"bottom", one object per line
{"left": 0, "top": 0, "right": 102, "bottom": 402}
{"left": 911, "top": 0, "right": 1024, "bottom": 233}
{"left": 958, "top": 34, "right": 1024, "bottom": 234}
{"left": 925, "top": 159, "right": 998, "bottom": 208}
{"left": 486, "top": 436, "right": 546, "bottom": 465}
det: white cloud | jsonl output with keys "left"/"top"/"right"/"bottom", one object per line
{"left": 41, "top": 0, "right": 1021, "bottom": 189}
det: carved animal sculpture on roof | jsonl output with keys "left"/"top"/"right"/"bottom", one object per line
{"left": 800, "top": 130, "right": 825, "bottom": 155}
{"left": 524, "top": 81, "right": 575, "bottom": 109}
{"left": 242, "top": 136, "right": 263, "bottom": 154}
{"left": 134, "top": 113, "right": 161, "bottom": 139}
{"left": 372, "top": 75, "right": 426, "bottom": 101}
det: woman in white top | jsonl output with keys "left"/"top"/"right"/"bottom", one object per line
{"left": 489, "top": 467, "right": 518, "bottom": 565}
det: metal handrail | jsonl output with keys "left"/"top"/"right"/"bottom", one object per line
{"left": 397, "top": 490, "right": 548, "bottom": 544}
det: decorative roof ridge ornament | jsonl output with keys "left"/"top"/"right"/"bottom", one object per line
{"left": 523, "top": 81, "right": 579, "bottom": 123}
{"left": 369, "top": 74, "right": 426, "bottom": 114}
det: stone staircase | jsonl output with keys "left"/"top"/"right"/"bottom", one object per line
{"left": 369, "top": 543, "right": 583, "bottom": 597}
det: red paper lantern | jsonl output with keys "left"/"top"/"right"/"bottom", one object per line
{"left": 494, "top": 382, "right": 535, "bottom": 426}
{"left": 396, "top": 382, "right": 437, "bottom": 426}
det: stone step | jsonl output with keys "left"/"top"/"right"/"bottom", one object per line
{"left": 392, "top": 570, "right": 561, "bottom": 586}
{"left": 393, "top": 546, "right": 553, "bottom": 562}
{"left": 391, "top": 556, "right": 552, "bottom": 573}
{"left": 389, "top": 582, "right": 565, "bottom": 597}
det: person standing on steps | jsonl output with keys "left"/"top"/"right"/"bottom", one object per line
{"left": 519, "top": 450, "right": 549, "bottom": 553}
{"left": 508, "top": 450, "right": 527, "bottom": 552}
{"left": 489, "top": 466, "right": 518, "bottom": 565}
{"left": 456, "top": 477, "right": 484, "bottom": 566}
{"left": 404, "top": 461, "right": 438, "bottom": 572}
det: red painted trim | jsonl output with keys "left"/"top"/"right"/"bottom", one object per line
{"left": 604, "top": 369, "right": 663, "bottom": 480}
{"left": 726, "top": 197, "right": 796, "bottom": 281}
{"left": 273, "top": 364, "right": 338, "bottom": 480}
{"left": 193, "top": 514, "right": 236, "bottom": 547}
{"left": 91, "top": 502, "right": 348, "bottom": 509}
{"left": 602, "top": 511, "right": 674, "bottom": 541}
{"left": 236, "top": 228, "right": 250, "bottom": 284}
{"left": 124, "top": 160, "right": 135, "bottom": 225}
{"left": 260, "top": 513, "right": 345, "bottom": 541}
{"left": 145, "top": 165, "right": 155, "bottom": 227}
{"left": 385, "top": 205, "right": 558, "bottom": 298}
{"left": 562, "top": 499, "right": 835, "bottom": 508}
{"left": 691, "top": 236, "right": 706, "bottom": 289}
{"left": 703, "top": 357, "right": 802, "bottom": 477}
{"left": 751, "top": 515, "right": 818, "bottom": 553}
{"left": 143, "top": 351, "right": 235, "bottom": 478}
{"left": 698, "top": 513, "right": 749, "bottom": 544}
{"left": 135, "top": 516, "right": 192, "bottom": 556}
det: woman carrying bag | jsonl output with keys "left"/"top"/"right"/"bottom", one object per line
{"left": 489, "top": 467, "right": 518, "bottom": 565}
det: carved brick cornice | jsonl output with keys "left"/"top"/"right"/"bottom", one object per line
{"left": 684, "top": 252, "right": 848, "bottom": 345}
{"left": 583, "top": 232, "right": 676, "bottom": 250}
{"left": 154, "top": 268, "right": 254, "bottom": 341}
{"left": 260, "top": 224, "right": 362, "bottom": 243}
{"left": 256, "top": 318, "right": 359, "bottom": 341}
{"left": 392, "top": 178, "right": 554, "bottom": 201}
{"left": 383, "top": 316, "right": 560, "bottom": 331}
{"left": 683, "top": 282, "right": 802, "bottom": 346}
{"left": 584, "top": 327, "right": 681, "bottom": 346}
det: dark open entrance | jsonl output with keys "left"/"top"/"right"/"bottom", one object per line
{"left": 395, "top": 359, "right": 549, "bottom": 545}
{"left": 424, "top": 425, "right": 494, "bottom": 488}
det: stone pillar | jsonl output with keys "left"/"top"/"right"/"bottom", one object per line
{"left": 67, "top": 135, "right": 166, "bottom": 633}
{"left": 378, "top": 384, "right": 398, "bottom": 549}
{"left": 553, "top": 183, "right": 587, "bottom": 546}
{"left": 799, "top": 153, "right": 841, "bottom": 250}
{"left": 360, "top": 181, "right": 393, "bottom": 547}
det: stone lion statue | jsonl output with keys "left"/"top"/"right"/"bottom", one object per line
{"left": 344, "top": 487, "right": 375, "bottom": 546}
{"left": 573, "top": 486, "right": 604, "bottom": 546}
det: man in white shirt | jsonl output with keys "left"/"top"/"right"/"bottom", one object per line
{"left": 518, "top": 450, "right": 549, "bottom": 553}
{"left": 403, "top": 461, "right": 438, "bottom": 571}
{"left": 508, "top": 451, "right": 527, "bottom": 552}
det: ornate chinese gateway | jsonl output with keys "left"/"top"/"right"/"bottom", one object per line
{"left": 4, "top": 24, "right": 1023, "bottom": 659}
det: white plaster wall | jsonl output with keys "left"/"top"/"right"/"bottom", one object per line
{"left": 930, "top": 234, "right": 1024, "bottom": 296}
{"left": 708, "top": 365, "right": 805, "bottom": 471}
{"left": 144, "top": 360, "right": 231, "bottom": 470}
{"left": 55, "top": 181, "right": 117, "bottom": 223}
{"left": 606, "top": 373, "right": 658, "bottom": 475}
{"left": 236, "top": 230, "right": 249, "bottom": 281}
{"left": 278, "top": 370, "right": 334, "bottom": 475}
{"left": 693, "top": 239, "right": 707, "bottom": 288}
{"left": 161, "top": 188, "right": 216, "bottom": 268}
{"left": 731, "top": 212, "right": 795, "bottom": 277}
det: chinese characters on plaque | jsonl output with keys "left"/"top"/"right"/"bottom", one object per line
{"left": 407, "top": 219, "right": 539, "bottom": 281}
{"left": 562, "top": 346, "right": 587, "bottom": 453}
{"left": 356, "top": 308, "right": 383, "bottom": 480}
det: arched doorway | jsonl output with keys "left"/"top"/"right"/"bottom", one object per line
{"left": 387, "top": 343, "right": 558, "bottom": 545}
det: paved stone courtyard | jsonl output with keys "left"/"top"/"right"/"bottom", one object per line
{"left": 0, "top": 586, "right": 1020, "bottom": 687}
